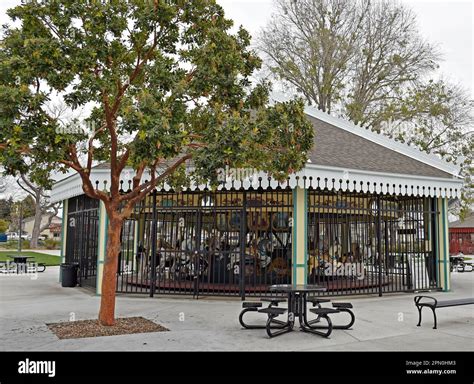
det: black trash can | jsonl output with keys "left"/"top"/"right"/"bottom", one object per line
{"left": 60, "top": 263, "right": 78, "bottom": 287}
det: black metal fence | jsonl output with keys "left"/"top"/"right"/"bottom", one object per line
{"left": 65, "top": 195, "right": 100, "bottom": 288}
{"left": 116, "top": 184, "right": 294, "bottom": 297}
{"left": 307, "top": 185, "right": 440, "bottom": 296}
{"left": 66, "top": 180, "right": 441, "bottom": 297}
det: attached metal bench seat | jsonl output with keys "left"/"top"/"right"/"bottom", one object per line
{"left": 258, "top": 307, "right": 287, "bottom": 315}
{"left": 310, "top": 307, "right": 339, "bottom": 315}
{"left": 260, "top": 297, "right": 286, "bottom": 306}
{"left": 259, "top": 307, "right": 291, "bottom": 338}
{"left": 239, "top": 302, "right": 287, "bottom": 331}
{"left": 307, "top": 302, "right": 356, "bottom": 330}
{"left": 36, "top": 263, "right": 46, "bottom": 272}
{"left": 302, "top": 307, "right": 337, "bottom": 337}
{"left": 415, "top": 296, "right": 474, "bottom": 329}
{"left": 308, "top": 298, "right": 331, "bottom": 306}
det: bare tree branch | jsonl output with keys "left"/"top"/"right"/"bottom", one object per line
{"left": 39, "top": 203, "right": 60, "bottom": 233}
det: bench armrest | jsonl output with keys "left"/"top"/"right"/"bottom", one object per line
{"left": 414, "top": 295, "right": 437, "bottom": 307}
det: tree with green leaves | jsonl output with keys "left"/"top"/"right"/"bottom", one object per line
{"left": 0, "top": 0, "right": 313, "bottom": 325}
{"left": 0, "top": 218, "right": 8, "bottom": 233}
{"left": 0, "top": 196, "right": 14, "bottom": 220}
{"left": 259, "top": 0, "right": 473, "bottom": 215}
{"left": 378, "top": 81, "right": 473, "bottom": 218}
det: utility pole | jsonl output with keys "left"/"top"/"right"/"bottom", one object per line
{"left": 17, "top": 202, "right": 22, "bottom": 253}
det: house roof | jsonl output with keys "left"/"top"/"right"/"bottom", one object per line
{"left": 49, "top": 223, "right": 62, "bottom": 233}
{"left": 449, "top": 212, "right": 474, "bottom": 228}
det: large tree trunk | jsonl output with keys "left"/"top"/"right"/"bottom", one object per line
{"left": 30, "top": 192, "right": 43, "bottom": 249}
{"left": 98, "top": 215, "right": 123, "bottom": 326}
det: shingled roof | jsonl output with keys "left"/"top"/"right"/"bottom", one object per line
{"left": 449, "top": 212, "right": 474, "bottom": 228}
{"left": 307, "top": 115, "right": 453, "bottom": 179}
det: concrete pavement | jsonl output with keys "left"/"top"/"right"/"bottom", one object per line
{"left": 0, "top": 267, "right": 472, "bottom": 351}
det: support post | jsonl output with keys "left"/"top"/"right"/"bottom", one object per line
{"left": 376, "top": 196, "right": 383, "bottom": 297}
{"left": 239, "top": 191, "right": 247, "bottom": 300}
{"left": 292, "top": 187, "right": 308, "bottom": 285}
{"left": 95, "top": 201, "right": 108, "bottom": 296}
{"left": 437, "top": 197, "right": 450, "bottom": 292}
{"left": 59, "top": 199, "right": 68, "bottom": 283}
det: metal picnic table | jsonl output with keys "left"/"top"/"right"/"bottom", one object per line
{"left": 6, "top": 255, "right": 45, "bottom": 273}
{"left": 266, "top": 283, "right": 334, "bottom": 337}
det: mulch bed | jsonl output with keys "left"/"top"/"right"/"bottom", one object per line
{"left": 47, "top": 316, "right": 169, "bottom": 339}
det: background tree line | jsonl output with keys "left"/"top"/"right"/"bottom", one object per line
{"left": 259, "top": 0, "right": 473, "bottom": 217}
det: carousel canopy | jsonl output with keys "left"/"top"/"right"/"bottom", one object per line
{"left": 51, "top": 97, "right": 463, "bottom": 203}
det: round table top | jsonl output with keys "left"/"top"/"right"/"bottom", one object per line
{"left": 269, "top": 284, "right": 327, "bottom": 293}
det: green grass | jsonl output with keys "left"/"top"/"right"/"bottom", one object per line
{"left": 0, "top": 251, "right": 61, "bottom": 266}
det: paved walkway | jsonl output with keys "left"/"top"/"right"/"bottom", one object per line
{"left": 0, "top": 267, "right": 472, "bottom": 351}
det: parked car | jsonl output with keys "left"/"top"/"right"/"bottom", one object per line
{"left": 5, "top": 232, "right": 29, "bottom": 241}
{"left": 6, "top": 232, "right": 19, "bottom": 240}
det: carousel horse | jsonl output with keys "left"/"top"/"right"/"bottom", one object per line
{"left": 168, "top": 236, "right": 208, "bottom": 279}
{"left": 328, "top": 241, "right": 342, "bottom": 261}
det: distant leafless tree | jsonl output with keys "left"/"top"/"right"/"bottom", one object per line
{"left": 17, "top": 175, "right": 59, "bottom": 248}
{"left": 260, "top": 0, "right": 473, "bottom": 216}
{"left": 260, "top": 0, "right": 367, "bottom": 113}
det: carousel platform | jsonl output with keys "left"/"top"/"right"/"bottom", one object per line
{"left": 122, "top": 275, "right": 394, "bottom": 295}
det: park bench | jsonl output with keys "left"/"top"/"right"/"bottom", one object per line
{"left": 414, "top": 295, "right": 474, "bottom": 329}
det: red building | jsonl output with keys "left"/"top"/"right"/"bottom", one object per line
{"left": 449, "top": 212, "right": 474, "bottom": 255}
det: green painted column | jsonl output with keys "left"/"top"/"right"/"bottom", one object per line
{"left": 95, "top": 201, "right": 108, "bottom": 296}
{"left": 292, "top": 187, "right": 308, "bottom": 284}
{"left": 437, "top": 197, "right": 450, "bottom": 292}
{"left": 59, "top": 199, "right": 68, "bottom": 283}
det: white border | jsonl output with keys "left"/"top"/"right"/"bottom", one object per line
{"left": 50, "top": 165, "right": 463, "bottom": 203}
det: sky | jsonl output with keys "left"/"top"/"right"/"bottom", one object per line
{"left": 0, "top": 0, "right": 472, "bottom": 201}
